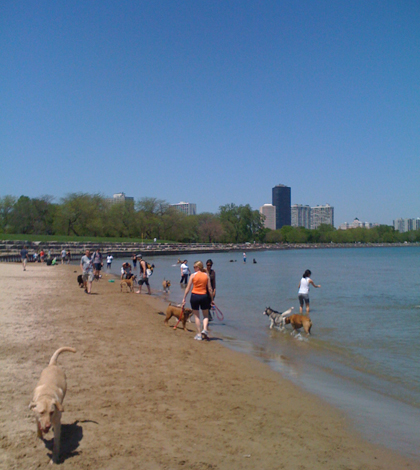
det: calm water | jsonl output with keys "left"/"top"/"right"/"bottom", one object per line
{"left": 109, "top": 247, "right": 420, "bottom": 459}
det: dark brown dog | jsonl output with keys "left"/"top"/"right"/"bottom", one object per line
{"left": 164, "top": 304, "right": 193, "bottom": 330}
{"left": 162, "top": 279, "right": 171, "bottom": 293}
{"left": 284, "top": 314, "right": 312, "bottom": 335}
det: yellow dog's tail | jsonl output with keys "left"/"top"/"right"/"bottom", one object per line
{"left": 49, "top": 347, "right": 76, "bottom": 365}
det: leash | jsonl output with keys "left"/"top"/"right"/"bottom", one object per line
{"left": 173, "top": 305, "right": 185, "bottom": 330}
{"left": 212, "top": 303, "right": 224, "bottom": 321}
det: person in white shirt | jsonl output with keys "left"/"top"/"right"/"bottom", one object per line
{"left": 298, "top": 269, "right": 321, "bottom": 314}
{"left": 107, "top": 254, "right": 114, "bottom": 269}
{"left": 180, "top": 260, "right": 190, "bottom": 285}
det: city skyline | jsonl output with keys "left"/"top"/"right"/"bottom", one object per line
{"left": 1, "top": 2, "right": 419, "bottom": 226}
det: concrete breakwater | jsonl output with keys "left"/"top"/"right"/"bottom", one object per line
{"left": 0, "top": 240, "right": 418, "bottom": 262}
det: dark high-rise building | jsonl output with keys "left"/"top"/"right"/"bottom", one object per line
{"left": 272, "top": 184, "right": 291, "bottom": 229}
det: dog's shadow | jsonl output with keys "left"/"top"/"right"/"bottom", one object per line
{"left": 43, "top": 419, "right": 97, "bottom": 464}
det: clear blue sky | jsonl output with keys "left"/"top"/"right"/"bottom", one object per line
{"left": 1, "top": 1, "right": 419, "bottom": 226}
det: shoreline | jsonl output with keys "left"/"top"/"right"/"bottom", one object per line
{"left": 0, "top": 262, "right": 418, "bottom": 469}
{"left": 0, "top": 241, "right": 418, "bottom": 263}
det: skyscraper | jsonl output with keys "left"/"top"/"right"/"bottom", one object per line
{"left": 272, "top": 184, "right": 291, "bottom": 229}
{"left": 310, "top": 204, "right": 334, "bottom": 229}
{"left": 259, "top": 204, "right": 276, "bottom": 230}
{"left": 291, "top": 204, "right": 311, "bottom": 229}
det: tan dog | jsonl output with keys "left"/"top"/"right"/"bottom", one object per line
{"left": 162, "top": 279, "right": 171, "bottom": 293}
{"left": 284, "top": 314, "right": 312, "bottom": 335}
{"left": 164, "top": 304, "right": 193, "bottom": 330}
{"left": 121, "top": 278, "right": 134, "bottom": 292}
{"left": 29, "top": 347, "right": 76, "bottom": 464}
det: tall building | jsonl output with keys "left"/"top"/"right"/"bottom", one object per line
{"left": 170, "top": 202, "right": 197, "bottom": 216}
{"left": 106, "top": 192, "right": 134, "bottom": 205}
{"left": 272, "top": 184, "right": 291, "bottom": 229}
{"left": 259, "top": 204, "right": 276, "bottom": 230}
{"left": 310, "top": 204, "right": 334, "bottom": 229}
{"left": 291, "top": 204, "right": 311, "bottom": 229}
{"left": 393, "top": 218, "right": 420, "bottom": 233}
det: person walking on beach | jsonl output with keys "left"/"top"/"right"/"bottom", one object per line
{"left": 80, "top": 249, "right": 94, "bottom": 294}
{"left": 206, "top": 259, "right": 216, "bottom": 321}
{"left": 67, "top": 249, "right": 71, "bottom": 264}
{"left": 92, "top": 248, "right": 103, "bottom": 279}
{"left": 20, "top": 246, "right": 28, "bottom": 271}
{"left": 298, "top": 269, "right": 321, "bottom": 314}
{"left": 243, "top": 252, "right": 247, "bottom": 263}
{"left": 107, "top": 254, "right": 114, "bottom": 269}
{"left": 182, "top": 261, "right": 214, "bottom": 341}
{"left": 61, "top": 248, "right": 66, "bottom": 264}
{"left": 180, "top": 260, "right": 190, "bottom": 286}
{"left": 136, "top": 255, "right": 151, "bottom": 295}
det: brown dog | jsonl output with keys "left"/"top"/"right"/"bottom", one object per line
{"left": 162, "top": 279, "right": 171, "bottom": 293}
{"left": 29, "top": 347, "right": 76, "bottom": 464}
{"left": 121, "top": 279, "right": 134, "bottom": 292}
{"left": 284, "top": 314, "right": 312, "bottom": 335}
{"left": 164, "top": 304, "right": 193, "bottom": 330}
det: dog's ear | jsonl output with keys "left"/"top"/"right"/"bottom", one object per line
{"left": 29, "top": 401, "right": 36, "bottom": 410}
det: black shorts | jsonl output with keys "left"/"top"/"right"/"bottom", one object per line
{"left": 94, "top": 263, "right": 102, "bottom": 271}
{"left": 190, "top": 293, "right": 210, "bottom": 311}
{"left": 139, "top": 278, "right": 149, "bottom": 286}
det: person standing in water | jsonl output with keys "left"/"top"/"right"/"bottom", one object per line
{"left": 298, "top": 269, "right": 321, "bottom": 314}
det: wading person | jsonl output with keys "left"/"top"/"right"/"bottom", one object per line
{"left": 298, "top": 269, "right": 321, "bottom": 314}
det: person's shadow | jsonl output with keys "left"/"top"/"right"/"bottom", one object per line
{"left": 43, "top": 420, "right": 97, "bottom": 464}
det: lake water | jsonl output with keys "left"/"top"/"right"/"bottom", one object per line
{"left": 109, "top": 246, "right": 420, "bottom": 459}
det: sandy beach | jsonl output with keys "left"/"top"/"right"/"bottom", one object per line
{"left": 0, "top": 262, "right": 417, "bottom": 469}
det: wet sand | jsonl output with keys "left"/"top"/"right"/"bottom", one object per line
{"left": 0, "top": 262, "right": 417, "bottom": 469}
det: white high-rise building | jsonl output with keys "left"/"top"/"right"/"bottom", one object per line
{"left": 310, "top": 204, "right": 334, "bottom": 229}
{"left": 170, "top": 202, "right": 197, "bottom": 216}
{"left": 259, "top": 204, "right": 276, "bottom": 230}
{"left": 393, "top": 218, "right": 420, "bottom": 232}
{"left": 291, "top": 204, "right": 311, "bottom": 229}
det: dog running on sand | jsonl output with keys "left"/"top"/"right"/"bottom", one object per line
{"left": 29, "top": 347, "right": 76, "bottom": 464}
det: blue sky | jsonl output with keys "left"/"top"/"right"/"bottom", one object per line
{"left": 1, "top": 1, "right": 419, "bottom": 226}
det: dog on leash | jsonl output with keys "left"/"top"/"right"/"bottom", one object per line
{"left": 162, "top": 279, "right": 171, "bottom": 293}
{"left": 120, "top": 278, "right": 134, "bottom": 292}
{"left": 77, "top": 274, "right": 84, "bottom": 288}
{"left": 29, "top": 347, "right": 76, "bottom": 464}
{"left": 263, "top": 306, "right": 294, "bottom": 329}
{"left": 164, "top": 303, "right": 193, "bottom": 330}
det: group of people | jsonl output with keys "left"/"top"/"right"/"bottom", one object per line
{"left": 121, "top": 254, "right": 154, "bottom": 295}
{"left": 20, "top": 246, "right": 72, "bottom": 270}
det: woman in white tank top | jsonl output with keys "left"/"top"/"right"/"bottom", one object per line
{"left": 298, "top": 269, "right": 321, "bottom": 314}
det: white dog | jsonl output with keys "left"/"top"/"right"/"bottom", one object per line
{"left": 263, "top": 306, "right": 294, "bottom": 329}
{"left": 29, "top": 347, "right": 76, "bottom": 464}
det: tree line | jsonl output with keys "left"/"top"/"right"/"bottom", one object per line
{"left": 0, "top": 194, "right": 419, "bottom": 244}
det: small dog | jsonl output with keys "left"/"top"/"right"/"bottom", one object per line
{"left": 77, "top": 274, "right": 84, "bottom": 288}
{"left": 121, "top": 278, "right": 134, "bottom": 292}
{"left": 283, "top": 314, "right": 312, "bottom": 335}
{"left": 263, "top": 306, "right": 294, "bottom": 329}
{"left": 164, "top": 303, "right": 193, "bottom": 330}
{"left": 162, "top": 279, "right": 171, "bottom": 293}
{"left": 29, "top": 347, "right": 76, "bottom": 464}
